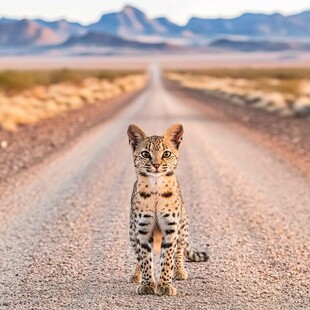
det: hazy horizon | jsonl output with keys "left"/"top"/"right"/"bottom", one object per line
{"left": 1, "top": 0, "right": 310, "bottom": 25}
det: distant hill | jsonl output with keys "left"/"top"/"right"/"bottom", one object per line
{"left": 88, "top": 6, "right": 310, "bottom": 40}
{"left": 1, "top": 5, "right": 310, "bottom": 55}
{"left": 0, "top": 17, "right": 17, "bottom": 24}
{"left": 35, "top": 19, "right": 86, "bottom": 40}
{"left": 209, "top": 38, "right": 310, "bottom": 52}
{"left": 0, "top": 19, "right": 62, "bottom": 46}
{"left": 186, "top": 12, "right": 310, "bottom": 39}
{"left": 61, "top": 31, "right": 174, "bottom": 50}
{"left": 153, "top": 17, "right": 184, "bottom": 36}
{"left": 87, "top": 5, "right": 183, "bottom": 38}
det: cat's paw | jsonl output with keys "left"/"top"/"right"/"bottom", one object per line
{"left": 128, "top": 272, "right": 141, "bottom": 284}
{"left": 174, "top": 269, "right": 188, "bottom": 281}
{"left": 156, "top": 283, "right": 177, "bottom": 296}
{"left": 136, "top": 283, "right": 156, "bottom": 295}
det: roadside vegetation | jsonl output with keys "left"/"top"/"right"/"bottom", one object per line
{"left": 0, "top": 69, "right": 146, "bottom": 131}
{"left": 172, "top": 68, "right": 310, "bottom": 80}
{"left": 0, "top": 69, "right": 142, "bottom": 94}
{"left": 166, "top": 68, "right": 310, "bottom": 117}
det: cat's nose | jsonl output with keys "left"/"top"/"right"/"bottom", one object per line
{"left": 152, "top": 163, "right": 160, "bottom": 169}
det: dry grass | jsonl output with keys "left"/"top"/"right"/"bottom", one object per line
{"left": 0, "top": 69, "right": 146, "bottom": 131}
{"left": 170, "top": 68, "right": 310, "bottom": 80}
{"left": 167, "top": 68, "right": 310, "bottom": 96}
{"left": 0, "top": 69, "right": 141, "bottom": 95}
{"left": 166, "top": 68, "right": 310, "bottom": 117}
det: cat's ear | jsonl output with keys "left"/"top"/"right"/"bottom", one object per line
{"left": 127, "top": 124, "right": 147, "bottom": 150}
{"left": 164, "top": 123, "right": 184, "bottom": 150}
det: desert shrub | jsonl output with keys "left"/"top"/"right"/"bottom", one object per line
{"left": 168, "top": 68, "right": 310, "bottom": 80}
{"left": 0, "top": 69, "right": 142, "bottom": 94}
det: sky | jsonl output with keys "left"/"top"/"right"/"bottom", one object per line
{"left": 1, "top": 0, "right": 310, "bottom": 25}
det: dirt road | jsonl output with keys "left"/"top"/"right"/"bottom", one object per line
{"left": 0, "top": 66, "right": 309, "bottom": 310}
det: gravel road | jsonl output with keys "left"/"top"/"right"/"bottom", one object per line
{"left": 0, "top": 66, "right": 309, "bottom": 310}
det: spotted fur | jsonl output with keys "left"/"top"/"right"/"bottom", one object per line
{"left": 127, "top": 123, "right": 209, "bottom": 296}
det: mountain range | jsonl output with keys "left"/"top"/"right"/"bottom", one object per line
{"left": 1, "top": 5, "right": 310, "bottom": 55}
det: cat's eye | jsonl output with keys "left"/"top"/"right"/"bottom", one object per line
{"left": 141, "top": 151, "right": 151, "bottom": 158}
{"left": 162, "top": 151, "right": 172, "bottom": 158}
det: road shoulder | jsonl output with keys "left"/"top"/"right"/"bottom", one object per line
{"left": 0, "top": 89, "right": 143, "bottom": 183}
{"left": 165, "top": 78, "right": 310, "bottom": 177}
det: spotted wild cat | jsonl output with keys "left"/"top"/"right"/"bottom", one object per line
{"left": 127, "top": 123, "right": 209, "bottom": 296}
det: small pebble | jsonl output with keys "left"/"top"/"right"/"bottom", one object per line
{"left": 1, "top": 140, "right": 8, "bottom": 148}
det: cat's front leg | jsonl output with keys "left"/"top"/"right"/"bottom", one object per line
{"left": 135, "top": 213, "right": 156, "bottom": 295}
{"left": 128, "top": 212, "right": 142, "bottom": 283}
{"left": 174, "top": 210, "right": 188, "bottom": 280}
{"left": 156, "top": 213, "right": 179, "bottom": 296}
{"left": 129, "top": 263, "right": 141, "bottom": 284}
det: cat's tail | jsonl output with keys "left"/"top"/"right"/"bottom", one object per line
{"left": 184, "top": 242, "right": 209, "bottom": 262}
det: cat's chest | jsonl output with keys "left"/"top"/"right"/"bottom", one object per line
{"left": 135, "top": 178, "right": 179, "bottom": 210}
{"left": 136, "top": 191, "right": 175, "bottom": 211}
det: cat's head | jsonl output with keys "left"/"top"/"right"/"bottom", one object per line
{"left": 127, "top": 123, "right": 184, "bottom": 177}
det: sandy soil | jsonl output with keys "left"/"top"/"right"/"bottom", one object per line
{"left": 1, "top": 52, "right": 310, "bottom": 70}
{"left": 0, "top": 66, "right": 309, "bottom": 309}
